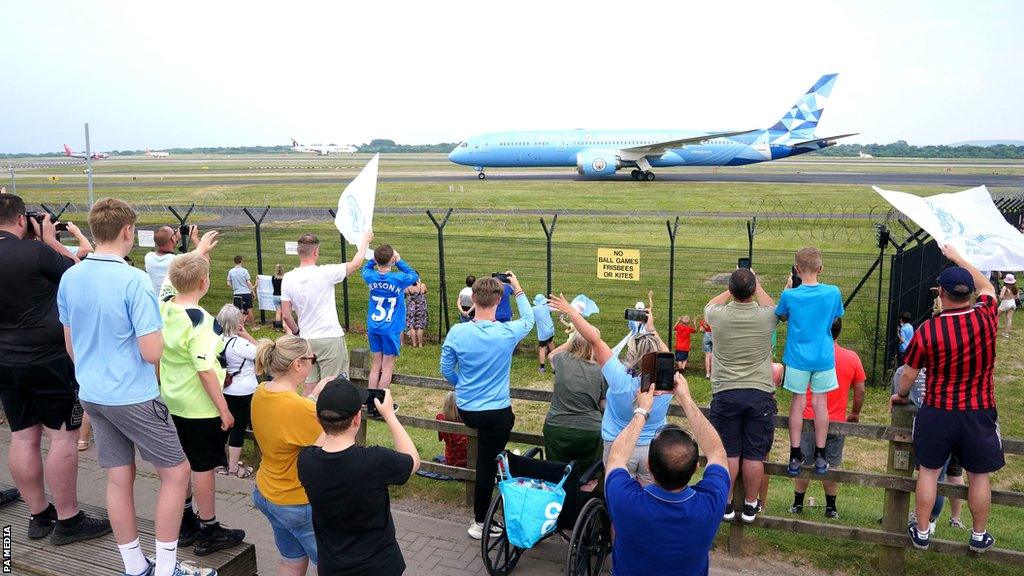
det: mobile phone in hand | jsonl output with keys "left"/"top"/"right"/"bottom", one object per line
{"left": 624, "top": 308, "right": 648, "bottom": 323}
{"left": 738, "top": 257, "right": 752, "bottom": 269}
{"left": 364, "top": 389, "right": 386, "bottom": 407}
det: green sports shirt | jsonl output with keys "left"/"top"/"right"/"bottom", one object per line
{"left": 158, "top": 300, "right": 226, "bottom": 418}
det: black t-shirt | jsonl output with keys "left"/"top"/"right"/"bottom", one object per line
{"left": 297, "top": 444, "right": 414, "bottom": 576}
{"left": 0, "top": 231, "right": 75, "bottom": 366}
{"left": 272, "top": 276, "right": 282, "bottom": 296}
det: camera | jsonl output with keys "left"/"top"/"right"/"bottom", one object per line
{"left": 791, "top": 265, "right": 802, "bottom": 288}
{"left": 624, "top": 308, "right": 648, "bottom": 323}
{"left": 25, "top": 211, "right": 69, "bottom": 232}
{"left": 640, "top": 352, "right": 675, "bottom": 392}
{"left": 491, "top": 272, "right": 511, "bottom": 284}
{"left": 364, "top": 389, "right": 386, "bottom": 407}
{"left": 737, "top": 257, "right": 752, "bottom": 269}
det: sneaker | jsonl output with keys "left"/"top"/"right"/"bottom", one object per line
{"left": 538, "top": 366, "right": 546, "bottom": 374}
{"left": 722, "top": 504, "right": 736, "bottom": 521}
{"left": 825, "top": 507, "right": 839, "bottom": 520}
{"left": 194, "top": 523, "right": 245, "bottom": 556}
{"left": 949, "top": 517, "right": 967, "bottom": 530}
{"left": 467, "top": 521, "right": 502, "bottom": 540}
{"left": 51, "top": 512, "right": 112, "bottom": 545}
{"left": 813, "top": 455, "right": 829, "bottom": 475}
{"left": 0, "top": 487, "right": 19, "bottom": 508}
{"left": 787, "top": 457, "right": 802, "bottom": 476}
{"left": 171, "top": 561, "right": 218, "bottom": 576}
{"left": 969, "top": 531, "right": 995, "bottom": 554}
{"left": 789, "top": 503, "right": 804, "bottom": 514}
{"left": 28, "top": 503, "right": 57, "bottom": 539}
{"left": 755, "top": 500, "right": 764, "bottom": 514}
{"left": 908, "top": 523, "right": 930, "bottom": 550}
{"left": 741, "top": 503, "right": 758, "bottom": 524}
{"left": 179, "top": 517, "right": 201, "bottom": 548}
{"left": 123, "top": 558, "right": 155, "bottom": 576}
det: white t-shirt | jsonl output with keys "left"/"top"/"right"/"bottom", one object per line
{"left": 222, "top": 336, "right": 259, "bottom": 396}
{"left": 144, "top": 252, "right": 177, "bottom": 294}
{"left": 458, "top": 286, "right": 473, "bottom": 312}
{"left": 281, "top": 264, "right": 347, "bottom": 339}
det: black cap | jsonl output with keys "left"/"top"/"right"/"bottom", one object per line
{"left": 937, "top": 266, "right": 975, "bottom": 298}
{"left": 316, "top": 376, "right": 368, "bottom": 422}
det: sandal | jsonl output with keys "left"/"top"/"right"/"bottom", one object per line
{"left": 215, "top": 466, "right": 230, "bottom": 476}
{"left": 232, "top": 462, "right": 254, "bottom": 479}
{"left": 77, "top": 440, "right": 90, "bottom": 452}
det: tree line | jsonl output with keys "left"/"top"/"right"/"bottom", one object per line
{"left": 813, "top": 140, "right": 1024, "bottom": 159}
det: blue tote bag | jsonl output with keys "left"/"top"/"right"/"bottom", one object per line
{"left": 497, "top": 454, "right": 572, "bottom": 549}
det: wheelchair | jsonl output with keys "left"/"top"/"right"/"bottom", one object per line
{"left": 481, "top": 448, "right": 610, "bottom": 576}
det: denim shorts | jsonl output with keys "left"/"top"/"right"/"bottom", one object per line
{"left": 252, "top": 486, "right": 318, "bottom": 564}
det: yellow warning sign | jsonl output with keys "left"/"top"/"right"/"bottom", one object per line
{"left": 597, "top": 248, "right": 640, "bottom": 281}
{"left": 50, "top": 176, "right": 59, "bottom": 182}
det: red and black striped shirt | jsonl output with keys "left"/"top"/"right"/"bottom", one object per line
{"left": 904, "top": 294, "right": 998, "bottom": 410}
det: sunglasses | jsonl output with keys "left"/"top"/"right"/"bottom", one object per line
{"left": 299, "top": 354, "right": 318, "bottom": 365}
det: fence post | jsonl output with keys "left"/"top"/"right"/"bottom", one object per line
{"left": 243, "top": 206, "right": 271, "bottom": 324}
{"left": 746, "top": 216, "right": 757, "bottom": 263}
{"left": 540, "top": 214, "right": 558, "bottom": 297}
{"left": 167, "top": 204, "right": 196, "bottom": 253}
{"left": 870, "top": 226, "right": 890, "bottom": 385}
{"left": 40, "top": 202, "right": 71, "bottom": 221}
{"left": 465, "top": 436, "right": 478, "bottom": 508}
{"left": 327, "top": 209, "right": 351, "bottom": 330}
{"left": 427, "top": 208, "right": 454, "bottom": 341}
{"left": 8, "top": 164, "right": 16, "bottom": 194}
{"left": 666, "top": 217, "right": 680, "bottom": 346}
{"left": 728, "top": 477, "right": 745, "bottom": 556}
{"left": 879, "top": 405, "right": 915, "bottom": 576}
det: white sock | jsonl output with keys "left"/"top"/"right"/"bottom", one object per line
{"left": 917, "top": 528, "right": 930, "bottom": 539}
{"left": 155, "top": 539, "right": 178, "bottom": 576}
{"left": 118, "top": 538, "right": 149, "bottom": 576}
{"left": 745, "top": 500, "right": 759, "bottom": 508}
{"left": 928, "top": 521, "right": 936, "bottom": 534}
{"left": 972, "top": 530, "right": 985, "bottom": 540}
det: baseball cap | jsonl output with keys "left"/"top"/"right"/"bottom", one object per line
{"left": 534, "top": 294, "right": 547, "bottom": 306}
{"left": 316, "top": 376, "right": 368, "bottom": 422}
{"left": 936, "top": 267, "right": 975, "bottom": 298}
{"left": 635, "top": 301, "right": 646, "bottom": 310}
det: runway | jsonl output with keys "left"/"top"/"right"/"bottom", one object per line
{"left": 11, "top": 170, "right": 1024, "bottom": 189}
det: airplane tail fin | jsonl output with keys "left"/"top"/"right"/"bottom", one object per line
{"left": 63, "top": 144, "right": 73, "bottom": 155}
{"left": 291, "top": 138, "right": 299, "bottom": 147}
{"left": 769, "top": 74, "right": 838, "bottom": 140}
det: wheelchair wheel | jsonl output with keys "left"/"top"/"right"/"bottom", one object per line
{"left": 481, "top": 493, "right": 524, "bottom": 576}
{"left": 565, "top": 497, "right": 610, "bottom": 576}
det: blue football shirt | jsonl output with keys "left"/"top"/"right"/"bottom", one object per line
{"left": 362, "top": 260, "right": 419, "bottom": 334}
{"left": 57, "top": 253, "right": 163, "bottom": 406}
{"left": 776, "top": 283, "right": 845, "bottom": 371}
{"left": 600, "top": 358, "right": 671, "bottom": 444}
{"left": 495, "top": 284, "right": 514, "bottom": 322}
{"left": 532, "top": 303, "right": 554, "bottom": 341}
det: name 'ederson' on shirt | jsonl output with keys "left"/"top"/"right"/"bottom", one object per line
{"left": 362, "top": 259, "right": 419, "bottom": 334}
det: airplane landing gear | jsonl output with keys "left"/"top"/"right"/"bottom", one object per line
{"left": 631, "top": 170, "right": 655, "bottom": 181}
{"left": 644, "top": 171, "right": 656, "bottom": 181}
{"left": 478, "top": 172, "right": 486, "bottom": 179}
{"left": 630, "top": 169, "right": 641, "bottom": 180}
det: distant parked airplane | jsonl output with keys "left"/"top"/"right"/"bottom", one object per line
{"left": 145, "top": 149, "right": 170, "bottom": 158}
{"left": 449, "top": 74, "right": 856, "bottom": 180}
{"left": 290, "top": 138, "right": 357, "bottom": 155}
{"left": 63, "top": 144, "right": 108, "bottom": 160}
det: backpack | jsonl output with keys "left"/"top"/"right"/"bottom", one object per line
{"left": 219, "top": 337, "right": 245, "bottom": 388}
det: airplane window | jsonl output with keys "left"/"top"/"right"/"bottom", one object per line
{"left": 460, "top": 142, "right": 468, "bottom": 147}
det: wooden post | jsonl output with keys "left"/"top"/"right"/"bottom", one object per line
{"left": 879, "top": 406, "right": 915, "bottom": 576}
{"left": 728, "top": 472, "right": 745, "bottom": 556}
{"left": 465, "top": 436, "right": 478, "bottom": 508}
{"left": 356, "top": 415, "right": 368, "bottom": 446}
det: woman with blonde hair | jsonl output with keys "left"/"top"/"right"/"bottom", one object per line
{"left": 542, "top": 331, "right": 607, "bottom": 474}
{"left": 435, "top": 391, "right": 468, "bottom": 468}
{"left": 215, "top": 304, "right": 259, "bottom": 478}
{"left": 250, "top": 336, "right": 331, "bottom": 576}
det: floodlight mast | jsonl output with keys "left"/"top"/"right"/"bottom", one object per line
{"left": 85, "top": 123, "right": 94, "bottom": 207}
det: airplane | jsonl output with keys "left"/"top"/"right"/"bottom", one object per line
{"left": 448, "top": 74, "right": 856, "bottom": 180}
{"left": 145, "top": 149, "right": 170, "bottom": 158}
{"left": 63, "top": 144, "right": 109, "bottom": 160}
{"left": 290, "top": 138, "right": 357, "bottom": 155}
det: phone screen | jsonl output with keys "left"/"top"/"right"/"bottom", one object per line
{"left": 364, "top": 389, "right": 386, "bottom": 407}
{"left": 738, "top": 257, "right": 752, "bottom": 269}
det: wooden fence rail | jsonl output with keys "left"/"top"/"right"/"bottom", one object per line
{"left": 339, "top": 350, "right": 1024, "bottom": 575}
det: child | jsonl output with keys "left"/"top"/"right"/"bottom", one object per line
{"left": 161, "top": 252, "right": 246, "bottom": 555}
{"left": 227, "top": 255, "right": 254, "bottom": 328}
{"left": 673, "top": 315, "right": 696, "bottom": 372}
{"left": 533, "top": 294, "right": 555, "bottom": 373}
{"left": 362, "top": 244, "right": 419, "bottom": 397}
{"left": 436, "top": 392, "right": 468, "bottom": 468}
{"left": 897, "top": 311, "right": 914, "bottom": 361}
{"left": 698, "top": 317, "right": 713, "bottom": 378}
{"left": 776, "top": 247, "right": 844, "bottom": 476}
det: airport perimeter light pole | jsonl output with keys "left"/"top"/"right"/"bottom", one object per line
{"left": 7, "top": 164, "right": 14, "bottom": 194}
{"left": 84, "top": 123, "right": 94, "bottom": 207}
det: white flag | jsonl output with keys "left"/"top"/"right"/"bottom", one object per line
{"left": 334, "top": 153, "right": 379, "bottom": 252}
{"left": 874, "top": 185, "right": 1024, "bottom": 270}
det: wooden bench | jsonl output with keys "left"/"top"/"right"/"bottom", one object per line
{"left": 0, "top": 485, "right": 258, "bottom": 575}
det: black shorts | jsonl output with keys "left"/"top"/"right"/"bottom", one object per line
{"left": 0, "top": 357, "right": 83, "bottom": 432}
{"left": 913, "top": 405, "right": 1004, "bottom": 474}
{"left": 674, "top": 350, "right": 690, "bottom": 362}
{"left": 233, "top": 293, "right": 254, "bottom": 312}
{"left": 709, "top": 389, "right": 776, "bottom": 460}
{"left": 946, "top": 452, "right": 963, "bottom": 478}
{"left": 538, "top": 337, "right": 553, "bottom": 348}
{"left": 171, "top": 415, "right": 228, "bottom": 472}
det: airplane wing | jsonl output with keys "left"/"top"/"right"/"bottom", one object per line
{"left": 620, "top": 129, "right": 759, "bottom": 156}
{"left": 789, "top": 132, "right": 859, "bottom": 147}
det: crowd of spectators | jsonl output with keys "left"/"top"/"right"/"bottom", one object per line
{"left": 0, "top": 189, "right": 1013, "bottom": 575}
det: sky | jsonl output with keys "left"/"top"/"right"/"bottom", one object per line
{"left": 3, "top": 0, "right": 1023, "bottom": 153}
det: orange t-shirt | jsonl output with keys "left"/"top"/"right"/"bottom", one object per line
{"left": 803, "top": 343, "right": 865, "bottom": 422}
{"left": 674, "top": 324, "right": 696, "bottom": 352}
{"left": 251, "top": 384, "right": 324, "bottom": 505}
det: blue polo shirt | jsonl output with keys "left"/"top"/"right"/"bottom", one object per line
{"left": 776, "top": 283, "right": 844, "bottom": 371}
{"left": 57, "top": 253, "right": 162, "bottom": 406}
{"left": 606, "top": 464, "right": 730, "bottom": 576}
{"left": 600, "top": 358, "right": 671, "bottom": 444}
{"left": 495, "top": 284, "right": 514, "bottom": 322}
{"left": 440, "top": 293, "right": 534, "bottom": 411}
{"left": 532, "top": 303, "right": 555, "bottom": 342}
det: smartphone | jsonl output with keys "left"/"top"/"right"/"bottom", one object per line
{"left": 791, "top": 266, "right": 802, "bottom": 288}
{"left": 364, "top": 389, "right": 386, "bottom": 407}
{"left": 491, "top": 272, "right": 510, "bottom": 284}
{"left": 738, "top": 257, "right": 752, "bottom": 269}
{"left": 640, "top": 352, "right": 676, "bottom": 392}
{"left": 624, "top": 308, "right": 648, "bottom": 323}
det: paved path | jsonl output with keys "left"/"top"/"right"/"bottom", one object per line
{"left": 0, "top": 428, "right": 826, "bottom": 575}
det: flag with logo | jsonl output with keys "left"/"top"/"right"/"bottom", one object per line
{"left": 334, "top": 153, "right": 380, "bottom": 258}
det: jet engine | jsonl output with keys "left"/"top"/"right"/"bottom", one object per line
{"left": 575, "top": 150, "right": 619, "bottom": 177}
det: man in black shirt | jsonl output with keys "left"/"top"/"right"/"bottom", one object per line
{"left": 298, "top": 379, "right": 420, "bottom": 576}
{"left": 0, "top": 194, "right": 111, "bottom": 544}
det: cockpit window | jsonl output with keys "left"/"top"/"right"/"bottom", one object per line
{"left": 460, "top": 142, "right": 468, "bottom": 147}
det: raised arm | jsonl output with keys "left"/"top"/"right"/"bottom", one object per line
{"left": 506, "top": 271, "right": 534, "bottom": 336}
{"left": 377, "top": 389, "right": 420, "bottom": 473}
{"left": 707, "top": 289, "right": 731, "bottom": 307}
{"left": 753, "top": 273, "right": 774, "bottom": 307}
{"left": 940, "top": 244, "right": 995, "bottom": 298}
{"left": 548, "top": 293, "right": 613, "bottom": 365}
{"left": 606, "top": 384, "right": 655, "bottom": 477}
{"left": 344, "top": 231, "right": 374, "bottom": 277}
{"left": 673, "top": 373, "right": 726, "bottom": 469}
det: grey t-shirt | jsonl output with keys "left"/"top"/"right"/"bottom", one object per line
{"left": 545, "top": 353, "right": 606, "bottom": 431}
{"left": 228, "top": 266, "right": 251, "bottom": 295}
{"left": 705, "top": 300, "right": 778, "bottom": 395}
